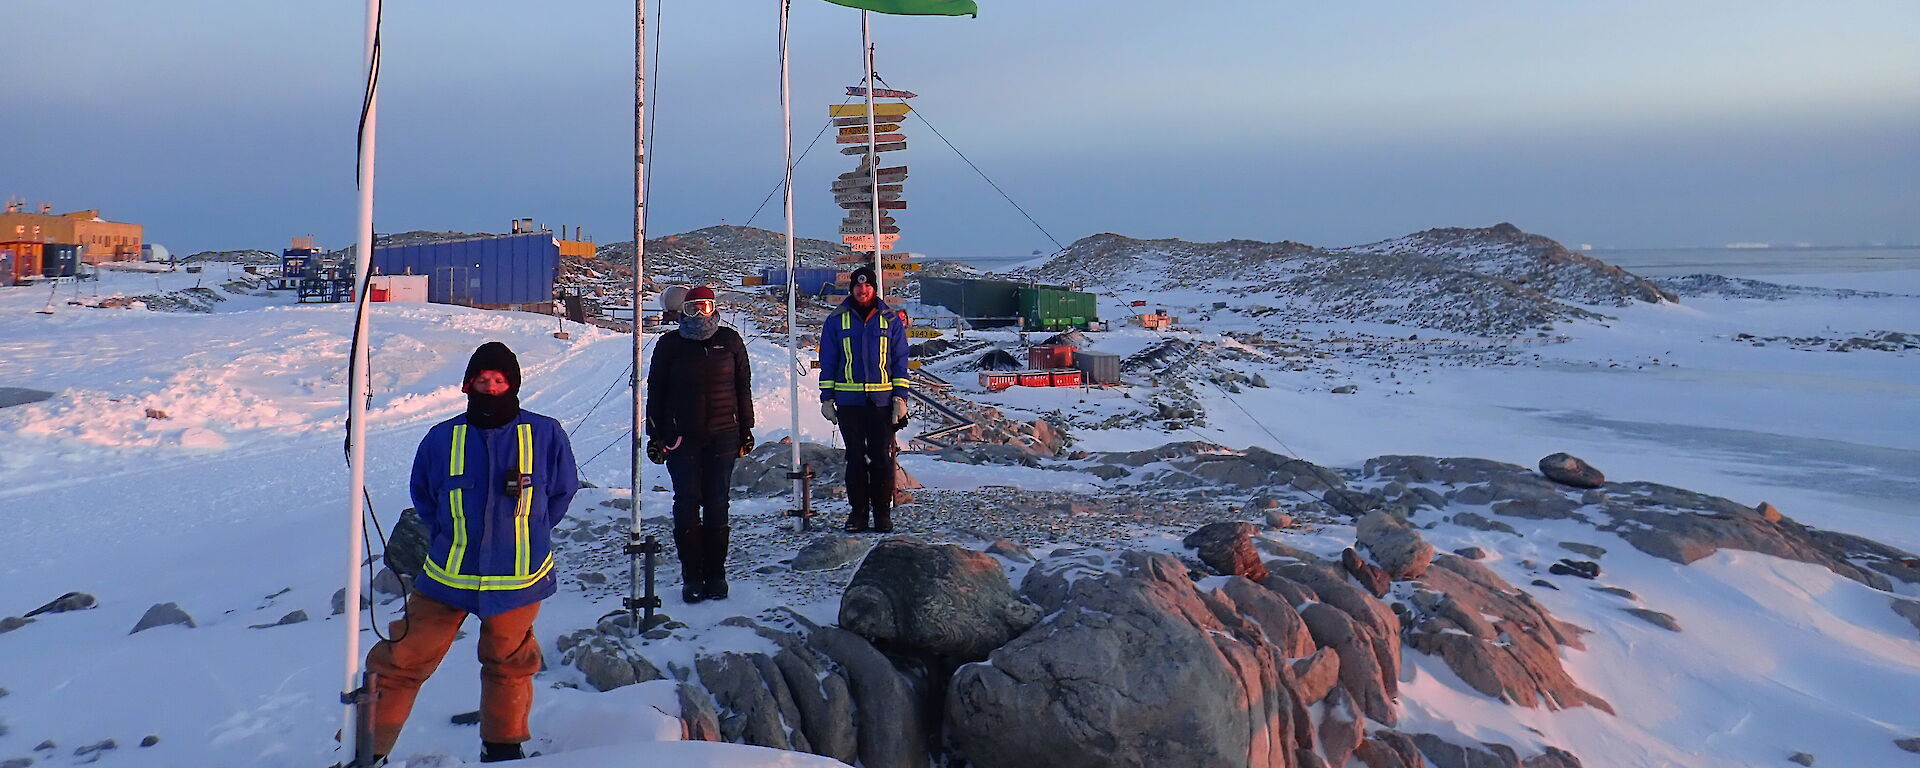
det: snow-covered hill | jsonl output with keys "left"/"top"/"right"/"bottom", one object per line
{"left": 1020, "top": 224, "right": 1675, "bottom": 335}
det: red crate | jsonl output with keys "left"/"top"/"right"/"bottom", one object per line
{"left": 1050, "top": 369, "right": 1083, "bottom": 387}
{"left": 980, "top": 372, "right": 1017, "bottom": 391}
{"left": 1028, "top": 345, "right": 1075, "bottom": 370}
{"left": 1017, "top": 371, "right": 1053, "bottom": 387}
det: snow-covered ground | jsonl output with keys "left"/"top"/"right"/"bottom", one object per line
{"left": 0, "top": 264, "right": 1915, "bottom": 766}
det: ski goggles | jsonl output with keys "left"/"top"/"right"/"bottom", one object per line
{"left": 683, "top": 299, "right": 716, "bottom": 316}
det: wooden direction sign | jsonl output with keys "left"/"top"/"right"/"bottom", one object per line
{"left": 835, "top": 190, "right": 904, "bottom": 204}
{"left": 840, "top": 223, "right": 901, "bottom": 235}
{"left": 839, "top": 124, "right": 900, "bottom": 136}
{"left": 838, "top": 200, "right": 907, "bottom": 210}
{"left": 829, "top": 103, "right": 910, "bottom": 118}
{"left": 906, "top": 327, "right": 944, "bottom": 339}
{"left": 833, "top": 173, "right": 907, "bottom": 189}
{"left": 843, "top": 233, "right": 901, "bottom": 246}
{"left": 835, "top": 133, "right": 906, "bottom": 145}
{"left": 833, "top": 182, "right": 904, "bottom": 194}
{"left": 837, "top": 165, "right": 906, "bottom": 180}
{"left": 842, "top": 209, "right": 897, "bottom": 221}
{"left": 840, "top": 141, "right": 907, "bottom": 155}
{"left": 847, "top": 86, "right": 918, "bottom": 99}
{"left": 882, "top": 261, "right": 923, "bottom": 272}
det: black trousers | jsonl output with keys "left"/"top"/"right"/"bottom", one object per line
{"left": 665, "top": 435, "right": 738, "bottom": 530}
{"left": 836, "top": 404, "right": 897, "bottom": 518}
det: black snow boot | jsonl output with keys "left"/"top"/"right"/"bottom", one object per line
{"left": 673, "top": 524, "right": 707, "bottom": 604}
{"left": 703, "top": 524, "right": 731, "bottom": 600}
{"left": 873, "top": 505, "right": 893, "bottom": 533}
{"left": 480, "top": 741, "right": 526, "bottom": 762}
{"left": 844, "top": 507, "right": 871, "bottom": 533}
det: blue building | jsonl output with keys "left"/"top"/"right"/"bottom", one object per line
{"left": 371, "top": 232, "right": 559, "bottom": 310}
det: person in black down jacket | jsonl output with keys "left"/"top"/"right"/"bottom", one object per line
{"left": 645, "top": 285, "right": 753, "bottom": 603}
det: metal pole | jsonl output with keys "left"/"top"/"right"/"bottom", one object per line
{"left": 627, "top": 0, "right": 649, "bottom": 625}
{"left": 862, "top": 11, "right": 884, "bottom": 296}
{"left": 781, "top": 0, "right": 805, "bottom": 525}
{"left": 341, "top": 0, "right": 380, "bottom": 754}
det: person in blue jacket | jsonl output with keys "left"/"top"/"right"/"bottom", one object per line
{"left": 818, "top": 266, "right": 911, "bottom": 532}
{"left": 361, "top": 341, "right": 579, "bottom": 765}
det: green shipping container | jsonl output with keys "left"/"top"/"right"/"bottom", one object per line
{"left": 1016, "top": 287, "right": 1098, "bottom": 330}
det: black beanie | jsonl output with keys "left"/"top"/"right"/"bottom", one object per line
{"left": 463, "top": 341, "right": 521, "bottom": 395}
{"left": 849, "top": 266, "right": 877, "bottom": 289}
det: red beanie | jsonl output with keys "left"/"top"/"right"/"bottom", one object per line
{"left": 684, "top": 285, "right": 716, "bottom": 302}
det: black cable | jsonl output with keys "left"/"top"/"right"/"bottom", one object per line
{"left": 642, "top": 0, "right": 665, "bottom": 234}
{"left": 744, "top": 107, "right": 852, "bottom": 227}
{"left": 580, "top": 427, "right": 635, "bottom": 472}
{"left": 569, "top": 362, "right": 634, "bottom": 434}
{"left": 874, "top": 74, "right": 1065, "bottom": 253}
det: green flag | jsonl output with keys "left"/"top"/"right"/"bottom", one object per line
{"left": 822, "top": 0, "right": 977, "bottom": 17}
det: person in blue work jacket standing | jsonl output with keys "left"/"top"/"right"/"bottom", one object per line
{"left": 359, "top": 341, "right": 579, "bottom": 765}
{"left": 818, "top": 266, "right": 911, "bottom": 533}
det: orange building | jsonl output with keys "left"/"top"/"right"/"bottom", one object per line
{"left": 0, "top": 202, "right": 144, "bottom": 264}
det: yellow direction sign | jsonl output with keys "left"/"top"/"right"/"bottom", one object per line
{"left": 829, "top": 103, "right": 911, "bottom": 118}
{"left": 843, "top": 232, "right": 901, "bottom": 246}
{"left": 881, "top": 261, "right": 923, "bottom": 271}
{"left": 840, "top": 124, "right": 900, "bottom": 136}
{"left": 907, "top": 327, "right": 944, "bottom": 339}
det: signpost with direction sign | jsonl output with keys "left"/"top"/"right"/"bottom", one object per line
{"left": 832, "top": 93, "right": 920, "bottom": 293}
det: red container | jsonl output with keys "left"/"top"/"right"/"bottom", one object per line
{"left": 980, "top": 372, "right": 1017, "bottom": 391}
{"left": 1028, "top": 345, "right": 1075, "bottom": 370}
{"left": 1050, "top": 369, "right": 1083, "bottom": 387}
{"left": 1017, "top": 371, "right": 1053, "bottom": 387}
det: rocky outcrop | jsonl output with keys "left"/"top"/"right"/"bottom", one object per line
{"left": 1405, "top": 555, "right": 1611, "bottom": 713}
{"left": 838, "top": 538, "right": 1041, "bottom": 661}
{"left": 129, "top": 603, "right": 194, "bottom": 634}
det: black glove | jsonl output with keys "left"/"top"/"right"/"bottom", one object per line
{"left": 739, "top": 433, "right": 755, "bottom": 458}
{"left": 646, "top": 438, "right": 670, "bottom": 465}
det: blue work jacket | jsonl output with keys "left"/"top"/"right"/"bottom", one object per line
{"left": 818, "top": 298, "right": 912, "bottom": 406}
{"left": 408, "top": 411, "right": 579, "bottom": 617}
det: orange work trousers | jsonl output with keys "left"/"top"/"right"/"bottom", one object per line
{"left": 363, "top": 592, "right": 542, "bottom": 755}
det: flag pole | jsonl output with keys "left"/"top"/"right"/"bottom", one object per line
{"left": 781, "top": 0, "right": 805, "bottom": 522}
{"left": 626, "top": 0, "right": 650, "bottom": 626}
{"left": 341, "top": 0, "right": 380, "bottom": 759}
{"left": 861, "top": 10, "right": 884, "bottom": 296}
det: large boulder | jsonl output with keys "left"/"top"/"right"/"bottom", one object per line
{"left": 950, "top": 552, "right": 1301, "bottom": 768}
{"left": 1356, "top": 511, "right": 1436, "bottom": 580}
{"left": 383, "top": 508, "right": 431, "bottom": 577}
{"left": 1537, "top": 453, "right": 1604, "bottom": 489}
{"left": 1183, "top": 522, "right": 1269, "bottom": 581}
{"left": 838, "top": 538, "right": 1040, "bottom": 661}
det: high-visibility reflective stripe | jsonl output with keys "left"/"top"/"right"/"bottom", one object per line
{"left": 818, "top": 380, "right": 834, "bottom": 389}
{"left": 831, "top": 382, "right": 896, "bottom": 392}
{"left": 423, "top": 553, "right": 553, "bottom": 592}
{"left": 841, "top": 336, "right": 853, "bottom": 389}
{"left": 450, "top": 425, "right": 467, "bottom": 477}
{"left": 890, "top": 378, "right": 913, "bottom": 388}
{"left": 877, "top": 325, "right": 888, "bottom": 384}
{"left": 447, "top": 489, "right": 469, "bottom": 575}
{"left": 446, "top": 424, "right": 470, "bottom": 575}
{"left": 515, "top": 423, "right": 534, "bottom": 576}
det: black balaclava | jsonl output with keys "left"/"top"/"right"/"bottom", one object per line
{"left": 462, "top": 341, "right": 522, "bottom": 429}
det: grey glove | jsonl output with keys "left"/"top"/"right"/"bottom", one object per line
{"left": 890, "top": 397, "right": 908, "bottom": 425}
{"left": 821, "top": 401, "right": 839, "bottom": 424}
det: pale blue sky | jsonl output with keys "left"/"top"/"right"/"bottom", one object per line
{"left": 6, "top": 1, "right": 1918, "bottom": 257}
